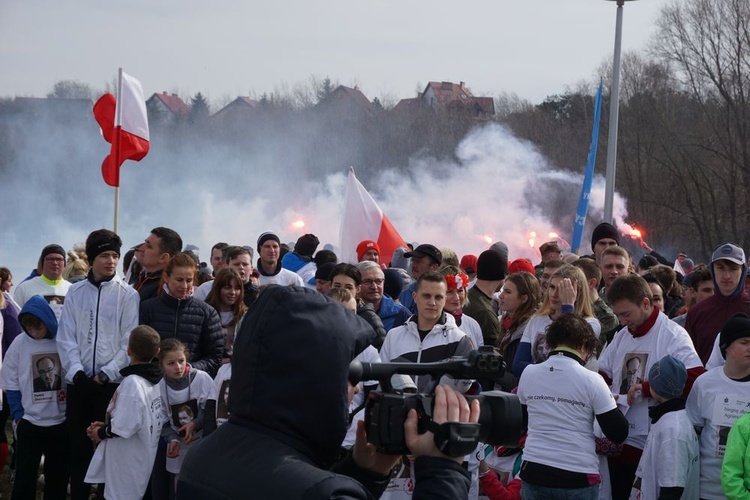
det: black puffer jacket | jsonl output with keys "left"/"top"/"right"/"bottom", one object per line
{"left": 140, "top": 292, "right": 223, "bottom": 377}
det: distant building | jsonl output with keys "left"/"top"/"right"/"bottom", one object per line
{"left": 394, "top": 81, "right": 495, "bottom": 118}
{"left": 146, "top": 92, "right": 190, "bottom": 124}
{"left": 212, "top": 97, "right": 259, "bottom": 121}
{"left": 315, "top": 85, "right": 382, "bottom": 121}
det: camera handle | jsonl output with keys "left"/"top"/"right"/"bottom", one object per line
{"left": 425, "top": 419, "right": 481, "bottom": 458}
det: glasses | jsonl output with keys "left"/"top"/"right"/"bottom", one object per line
{"left": 362, "top": 279, "right": 384, "bottom": 287}
{"left": 44, "top": 257, "right": 65, "bottom": 263}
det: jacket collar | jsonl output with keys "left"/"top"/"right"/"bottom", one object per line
{"left": 648, "top": 398, "right": 685, "bottom": 424}
{"left": 120, "top": 362, "right": 163, "bottom": 384}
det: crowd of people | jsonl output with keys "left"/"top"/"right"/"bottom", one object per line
{"left": 0, "top": 221, "right": 749, "bottom": 499}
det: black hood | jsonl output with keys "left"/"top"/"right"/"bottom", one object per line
{"left": 229, "top": 285, "right": 374, "bottom": 466}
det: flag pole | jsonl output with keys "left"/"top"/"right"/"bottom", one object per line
{"left": 113, "top": 68, "right": 123, "bottom": 234}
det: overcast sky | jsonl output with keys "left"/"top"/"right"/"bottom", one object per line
{"left": 1, "top": 0, "right": 670, "bottom": 106}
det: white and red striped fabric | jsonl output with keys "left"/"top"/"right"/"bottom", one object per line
{"left": 92, "top": 70, "right": 150, "bottom": 187}
{"left": 339, "top": 168, "right": 407, "bottom": 265}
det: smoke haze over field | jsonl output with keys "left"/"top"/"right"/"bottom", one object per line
{"left": 0, "top": 104, "right": 631, "bottom": 276}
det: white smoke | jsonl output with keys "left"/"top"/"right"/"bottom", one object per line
{"left": 0, "top": 119, "right": 630, "bottom": 275}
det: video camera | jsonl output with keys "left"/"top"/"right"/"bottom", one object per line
{"left": 348, "top": 346, "right": 524, "bottom": 457}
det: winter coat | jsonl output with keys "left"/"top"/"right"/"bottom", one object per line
{"left": 140, "top": 293, "right": 223, "bottom": 377}
{"left": 177, "top": 285, "right": 470, "bottom": 499}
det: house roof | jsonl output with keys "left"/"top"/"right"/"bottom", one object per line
{"left": 150, "top": 92, "right": 190, "bottom": 117}
{"left": 317, "top": 85, "right": 382, "bottom": 119}
{"left": 212, "top": 96, "right": 259, "bottom": 118}
{"left": 423, "top": 81, "right": 474, "bottom": 107}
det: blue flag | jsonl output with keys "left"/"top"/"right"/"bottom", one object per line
{"left": 571, "top": 80, "right": 603, "bottom": 255}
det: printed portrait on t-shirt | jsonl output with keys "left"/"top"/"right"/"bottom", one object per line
{"left": 619, "top": 352, "right": 648, "bottom": 395}
{"left": 532, "top": 333, "right": 550, "bottom": 363}
{"left": 170, "top": 399, "right": 198, "bottom": 428}
{"left": 43, "top": 295, "right": 66, "bottom": 321}
{"left": 216, "top": 379, "right": 231, "bottom": 420}
{"left": 31, "top": 352, "right": 62, "bottom": 401}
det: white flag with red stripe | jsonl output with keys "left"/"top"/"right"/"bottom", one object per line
{"left": 92, "top": 69, "right": 150, "bottom": 187}
{"left": 340, "top": 168, "right": 407, "bottom": 264}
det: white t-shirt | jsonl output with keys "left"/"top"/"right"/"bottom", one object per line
{"left": 13, "top": 276, "right": 71, "bottom": 319}
{"left": 598, "top": 312, "right": 702, "bottom": 449}
{"left": 518, "top": 353, "right": 616, "bottom": 474}
{"left": 159, "top": 369, "right": 214, "bottom": 474}
{"left": 0, "top": 334, "right": 66, "bottom": 426}
{"left": 686, "top": 366, "right": 750, "bottom": 499}
{"left": 258, "top": 268, "right": 305, "bottom": 287}
{"left": 212, "top": 363, "right": 232, "bottom": 428}
{"left": 85, "top": 371, "right": 167, "bottom": 500}
{"left": 521, "top": 314, "right": 601, "bottom": 363}
{"left": 630, "top": 409, "right": 699, "bottom": 499}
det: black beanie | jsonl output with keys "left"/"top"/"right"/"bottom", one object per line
{"left": 591, "top": 222, "right": 620, "bottom": 252}
{"left": 38, "top": 244, "right": 66, "bottom": 268}
{"left": 719, "top": 313, "right": 750, "bottom": 359}
{"left": 295, "top": 234, "right": 320, "bottom": 258}
{"left": 257, "top": 232, "right": 281, "bottom": 252}
{"left": 85, "top": 230, "right": 122, "bottom": 264}
{"left": 476, "top": 249, "right": 508, "bottom": 281}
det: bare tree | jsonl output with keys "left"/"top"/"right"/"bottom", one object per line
{"left": 652, "top": 0, "right": 750, "bottom": 246}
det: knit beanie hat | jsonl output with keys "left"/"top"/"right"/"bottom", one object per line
{"left": 383, "top": 268, "right": 405, "bottom": 299}
{"left": 85, "top": 231, "right": 122, "bottom": 265}
{"left": 648, "top": 355, "right": 687, "bottom": 399}
{"left": 591, "top": 222, "right": 620, "bottom": 251}
{"left": 719, "top": 313, "right": 750, "bottom": 359}
{"left": 508, "top": 258, "right": 535, "bottom": 275}
{"left": 38, "top": 244, "right": 66, "bottom": 268}
{"left": 489, "top": 242, "right": 509, "bottom": 263}
{"left": 477, "top": 249, "right": 508, "bottom": 281}
{"left": 637, "top": 255, "right": 658, "bottom": 270}
{"left": 257, "top": 232, "right": 280, "bottom": 252}
{"left": 295, "top": 234, "right": 320, "bottom": 258}
{"left": 356, "top": 240, "right": 381, "bottom": 261}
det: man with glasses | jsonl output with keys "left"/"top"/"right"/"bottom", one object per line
{"left": 356, "top": 261, "right": 410, "bottom": 332}
{"left": 13, "top": 244, "right": 71, "bottom": 318}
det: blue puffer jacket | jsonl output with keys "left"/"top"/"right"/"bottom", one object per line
{"left": 140, "top": 293, "right": 223, "bottom": 377}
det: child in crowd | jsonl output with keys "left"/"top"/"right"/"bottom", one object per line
{"left": 0, "top": 295, "right": 68, "bottom": 500}
{"left": 84, "top": 325, "right": 166, "bottom": 500}
{"left": 157, "top": 339, "right": 213, "bottom": 498}
{"left": 687, "top": 313, "right": 750, "bottom": 499}
{"left": 631, "top": 355, "right": 699, "bottom": 499}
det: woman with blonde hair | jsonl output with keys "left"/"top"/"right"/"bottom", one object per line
{"left": 512, "top": 264, "right": 601, "bottom": 377}
{"left": 63, "top": 251, "right": 89, "bottom": 284}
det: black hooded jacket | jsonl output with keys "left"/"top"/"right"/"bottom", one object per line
{"left": 177, "top": 285, "right": 470, "bottom": 499}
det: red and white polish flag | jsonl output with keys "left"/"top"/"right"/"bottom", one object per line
{"left": 339, "top": 168, "right": 407, "bottom": 265}
{"left": 92, "top": 70, "right": 150, "bottom": 187}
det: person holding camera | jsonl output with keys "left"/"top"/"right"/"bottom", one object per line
{"left": 517, "top": 314, "right": 629, "bottom": 498}
{"left": 177, "top": 285, "right": 477, "bottom": 499}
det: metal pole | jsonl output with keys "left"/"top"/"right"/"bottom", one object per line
{"left": 603, "top": 0, "right": 625, "bottom": 224}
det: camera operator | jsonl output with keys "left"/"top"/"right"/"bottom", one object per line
{"left": 177, "top": 285, "right": 477, "bottom": 499}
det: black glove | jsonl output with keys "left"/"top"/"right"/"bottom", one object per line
{"left": 73, "top": 370, "right": 100, "bottom": 393}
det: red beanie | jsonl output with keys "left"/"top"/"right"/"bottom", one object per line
{"left": 356, "top": 240, "right": 380, "bottom": 261}
{"left": 508, "top": 258, "right": 535, "bottom": 275}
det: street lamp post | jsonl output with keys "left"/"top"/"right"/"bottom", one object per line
{"left": 603, "top": 0, "right": 637, "bottom": 224}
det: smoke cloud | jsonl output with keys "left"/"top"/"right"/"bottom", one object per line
{"left": 0, "top": 108, "right": 630, "bottom": 276}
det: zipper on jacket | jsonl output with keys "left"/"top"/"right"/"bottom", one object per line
{"left": 92, "top": 283, "right": 103, "bottom": 375}
{"left": 173, "top": 303, "right": 180, "bottom": 339}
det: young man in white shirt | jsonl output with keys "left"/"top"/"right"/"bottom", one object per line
{"left": 598, "top": 274, "right": 704, "bottom": 499}
{"left": 256, "top": 232, "right": 305, "bottom": 287}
